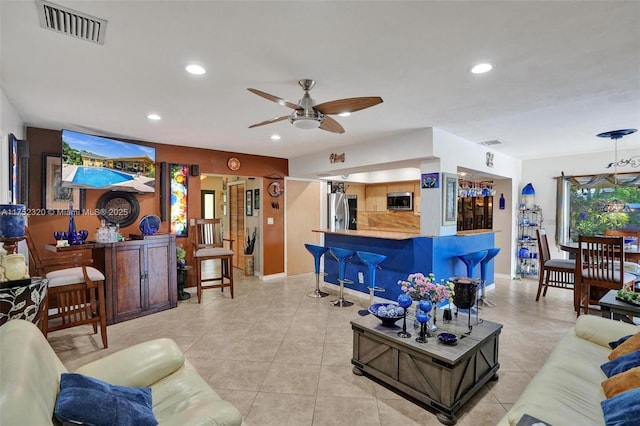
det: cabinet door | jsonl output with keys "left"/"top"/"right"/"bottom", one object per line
{"left": 365, "top": 184, "right": 387, "bottom": 211}
{"left": 146, "top": 242, "right": 172, "bottom": 309}
{"left": 114, "top": 244, "right": 144, "bottom": 320}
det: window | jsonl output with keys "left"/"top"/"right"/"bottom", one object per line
{"left": 558, "top": 173, "right": 640, "bottom": 242}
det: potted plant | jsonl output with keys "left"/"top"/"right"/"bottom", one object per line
{"left": 176, "top": 244, "right": 186, "bottom": 268}
{"left": 244, "top": 228, "right": 257, "bottom": 275}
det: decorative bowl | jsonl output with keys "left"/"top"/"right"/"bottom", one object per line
{"left": 139, "top": 215, "right": 161, "bottom": 235}
{"left": 438, "top": 332, "right": 458, "bottom": 346}
{"left": 369, "top": 303, "right": 405, "bottom": 327}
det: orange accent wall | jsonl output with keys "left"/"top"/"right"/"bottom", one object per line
{"left": 25, "top": 127, "right": 287, "bottom": 276}
{"left": 262, "top": 179, "right": 285, "bottom": 276}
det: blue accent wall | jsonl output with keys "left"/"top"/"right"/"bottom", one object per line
{"left": 323, "top": 232, "right": 496, "bottom": 302}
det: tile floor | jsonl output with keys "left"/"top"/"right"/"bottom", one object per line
{"left": 50, "top": 272, "right": 579, "bottom": 426}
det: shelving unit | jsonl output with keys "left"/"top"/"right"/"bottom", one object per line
{"left": 516, "top": 207, "right": 543, "bottom": 279}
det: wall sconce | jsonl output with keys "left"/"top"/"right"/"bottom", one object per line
{"left": 329, "top": 153, "right": 345, "bottom": 163}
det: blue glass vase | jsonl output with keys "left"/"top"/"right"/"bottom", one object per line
{"left": 67, "top": 201, "right": 77, "bottom": 245}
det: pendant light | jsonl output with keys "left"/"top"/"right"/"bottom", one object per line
{"left": 596, "top": 129, "right": 637, "bottom": 213}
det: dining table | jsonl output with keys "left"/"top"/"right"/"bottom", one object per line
{"left": 559, "top": 242, "right": 640, "bottom": 264}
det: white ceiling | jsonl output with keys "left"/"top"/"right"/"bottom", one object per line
{"left": 1, "top": 1, "right": 639, "bottom": 164}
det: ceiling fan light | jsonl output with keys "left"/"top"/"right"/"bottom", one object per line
{"left": 292, "top": 118, "right": 321, "bottom": 129}
{"left": 289, "top": 109, "right": 322, "bottom": 129}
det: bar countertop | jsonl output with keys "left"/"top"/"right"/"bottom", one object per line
{"left": 312, "top": 228, "right": 423, "bottom": 240}
{"left": 314, "top": 228, "right": 497, "bottom": 239}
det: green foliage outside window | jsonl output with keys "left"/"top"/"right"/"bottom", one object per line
{"left": 569, "top": 186, "right": 640, "bottom": 240}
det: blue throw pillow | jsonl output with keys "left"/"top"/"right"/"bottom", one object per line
{"left": 609, "top": 335, "right": 632, "bottom": 349}
{"left": 601, "top": 350, "right": 640, "bottom": 378}
{"left": 54, "top": 373, "right": 157, "bottom": 426}
{"left": 601, "top": 387, "right": 640, "bottom": 426}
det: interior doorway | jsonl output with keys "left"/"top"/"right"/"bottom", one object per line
{"left": 201, "top": 190, "right": 215, "bottom": 219}
{"left": 229, "top": 183, "right": 245, "bottom": 270}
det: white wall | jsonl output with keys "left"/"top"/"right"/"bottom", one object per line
{"left": 522, "top": 146, "right": 640, "bottom": 260}
{"left": 289, "top": 127, "right": 523, "bottom": 276}
{"left": 1, "top": 88, "right": 25, "bottom": 204}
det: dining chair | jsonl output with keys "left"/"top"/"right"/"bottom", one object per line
{"left": 192, "top": 218, "right": 234, "bottom": 302}
{"left": 24, "top": 227, "right": 107, "bottom": 348}
{"left": 535, "top": 229, "right": 576, "bottom": 311}
{"left": 576, "top": 235, "right": 636, "bottom": 316}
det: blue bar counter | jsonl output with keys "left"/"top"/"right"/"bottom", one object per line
{"left": 315, "top": 229, "right": 497, "bottom": 302}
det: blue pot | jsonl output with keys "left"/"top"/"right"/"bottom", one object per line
{"left": 0, "top": 204, "right": 26, "bottom": 238}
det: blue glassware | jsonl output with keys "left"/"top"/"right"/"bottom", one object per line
{"left": 79, "top": 230, "right": 89, "bottom": 241}
{"left": 418, "top": 299, "right": 432, "bottom": 313}
{"left": 415, "top": 311, "right": 430, "bottom": 343}
{"left": 67, "top": 201, "right": 77, "bottom": 245}
{"left": 53, "top": 231, "right": 63, "bottom": 241}
{"left": 397, "top": 293, "right": 412, "bottom": 308}
{"left": 397, "top": 294, "right": 413, "bottom": 338}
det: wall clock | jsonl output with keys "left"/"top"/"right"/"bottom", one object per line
{"left": 227, "top": 157, "right": 241, "bottom": 171}
{"left": 268, "top": 181, "right": 282, "bottom": 197}
{"left": 96, "top": 191, "right": 140, "bottom": 227}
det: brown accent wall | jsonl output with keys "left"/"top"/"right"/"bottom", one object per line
{"left": 25, "top": 127, "right": 287, "bottom": 276}
{"left": 262, "top": 179, "right": 285, "bottom": 276}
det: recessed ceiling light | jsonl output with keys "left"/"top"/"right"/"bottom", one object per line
{"left": 147, "top": 113, "right": 161, "bottom": 120}
{"left": 471, "top": 63, "right": 493, "bottom": 74}
{"left": 270, "top": 134, "right": 281, "bottom": 140}
{"left": 185, "top": 64, "right": 206, "bottom": 75}
{"left": 338, "top": 112, "right": 351, "bottom": 117}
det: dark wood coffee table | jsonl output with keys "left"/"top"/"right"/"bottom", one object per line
{"left": 351, "top": 313, "right": 502, "bottom": 425}
{"left": 599, "top": 290, "right": 640, "bottom": 323}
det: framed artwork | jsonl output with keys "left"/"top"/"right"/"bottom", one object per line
{"left": 9, "top": 134, "right": 30, "bottom": 205}
{"left": 254, "top": 189, "right": 260, "bottom": 210}
{"left": 246, "top": 190, "right": 253, "bottom": 216}
{"left": 442, "top": 173, "right": 458, "bottom": 226}
{"left": 170, "top": 164, "right": 188, "bottom": 237}
{"left": 421, "top": 172, "right": 439, "bottom": 189}
{"left": 41, "top": 153, "right": 84, "bottom": 212}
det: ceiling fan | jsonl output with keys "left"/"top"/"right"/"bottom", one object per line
{"left": 247, "top": 79, "right": 383, "bottom": 134}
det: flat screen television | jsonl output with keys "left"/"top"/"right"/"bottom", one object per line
{"left": 61, "top": 129, "right": 156, "bottom": 193}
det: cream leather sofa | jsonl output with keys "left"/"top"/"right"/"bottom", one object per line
{"left": 498, "top": 314, "right": 638, "bottom": 426}
{"left": 0, "top": 319, "right": 244, "bottom": 426}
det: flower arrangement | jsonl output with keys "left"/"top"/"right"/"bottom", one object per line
{"left": 397, "top": 272, "right": 454, "bottom": 303}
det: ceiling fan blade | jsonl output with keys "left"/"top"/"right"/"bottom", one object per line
{"left": 248, "top": 115, "right": 289, "bottom": 128}
{"left": 247, "top": 88, "right": 299, "bottom": 109}
{"left": 315, "top": 97, "right": 383, "bottom": 115}
{"left": 319, "top": 116, "right": 345, "bottom": 134}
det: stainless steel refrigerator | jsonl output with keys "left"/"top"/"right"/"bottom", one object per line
{"left": 328, "top": 193, "right": 357, "bottom": 231}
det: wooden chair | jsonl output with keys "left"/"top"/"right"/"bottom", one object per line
{"left": 192, "top": 219, "right": 234, "bottom": 302}
{"left": 24, "top": 227, "right": 107, "bottom": 348}
{"left": 535, "top": 229, "right": 576, "bottom": 311}
{"left": 576, "top": 235, "right": 636, "bottom": 316}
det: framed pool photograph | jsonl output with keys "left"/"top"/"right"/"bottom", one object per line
{"left": 442, "top": 172, "right": 458, "bottom": 226}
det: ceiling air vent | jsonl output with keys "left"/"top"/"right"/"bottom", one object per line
{"left": 480, "top": 139, "right": 502, "bottom": 146}
{"left": 36, "top": 0, "right": 107, "bottom": 45}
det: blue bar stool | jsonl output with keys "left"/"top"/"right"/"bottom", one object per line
{"left": 304, "top": 244, "right": 330, "bottom": 298}
{"left": 356, "top": 251, "right": 387, "bottom": 316}
{"left": 328, "top": 247, "right": 354, "bottom": 307}
{"left": 479, "top": 248, "right": 500, "bottom": 307}
{"left": 457, "top": 250, "right": 488, "bottom": 280}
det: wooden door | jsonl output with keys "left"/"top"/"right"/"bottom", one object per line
{"left": 113, "top": 243, "right": 143, "bottom": 320}
{"left": 286, "top": 180, "right": 321, "bottom": 275}
{"left": 229, "top": 184, "right": 245, "bottom": 269}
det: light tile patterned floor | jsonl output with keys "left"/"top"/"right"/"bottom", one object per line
{"left": 50, "top": 272, "right": 578, "bottom": 425}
